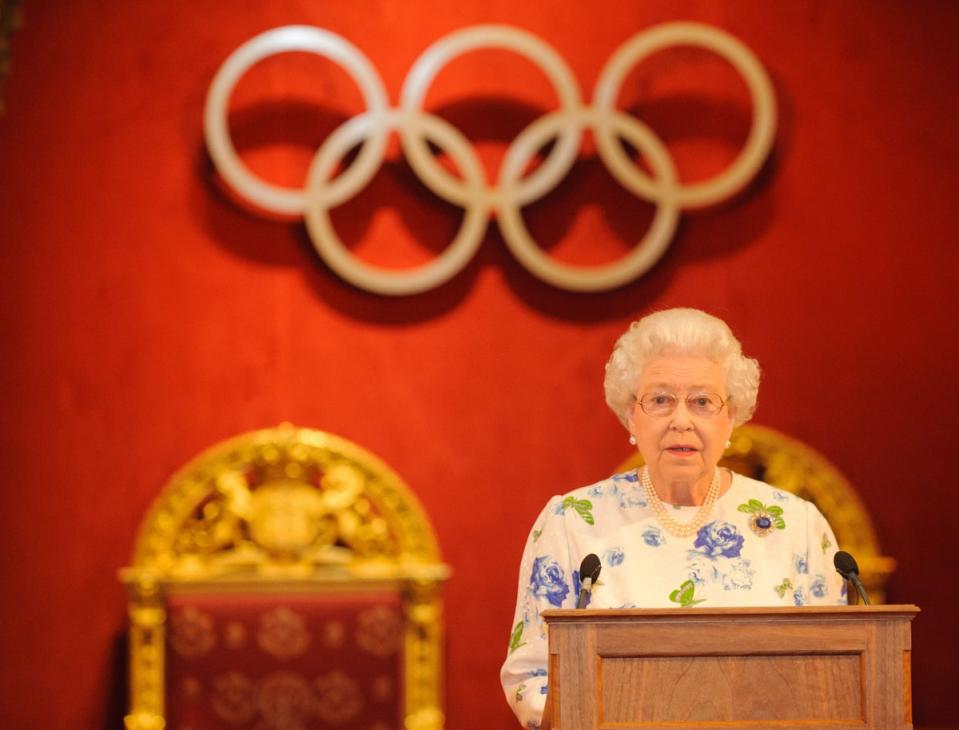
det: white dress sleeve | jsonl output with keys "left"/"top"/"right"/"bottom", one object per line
{"left": 500, "top": 497, "right": 574, "bottom": 729}
{"left": 802, "top": 499, "right": 848, "bottom": 605}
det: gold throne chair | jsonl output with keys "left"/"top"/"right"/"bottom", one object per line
{"left": 618, "top": 423, "right": 896, "bottom": 602}
{"left": 120, "top": 424, "right": 449, "bottom": 730}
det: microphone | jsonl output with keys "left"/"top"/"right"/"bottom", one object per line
{"left": 576, "top": 553, "right": 602, "bottom": 609}
{"left": 833, "top": 550, "right": 871, "bottom": 605}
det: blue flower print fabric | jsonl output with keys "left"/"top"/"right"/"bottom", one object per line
{"left": 529, "top": 556, "right": 569, "bottom": 608}
{"left": 500, "top": 471, "right": 846, "bottom": 729}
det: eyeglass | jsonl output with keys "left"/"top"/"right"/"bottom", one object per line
{"left": 636, "top": 391, "right": 727, "bottom": 418}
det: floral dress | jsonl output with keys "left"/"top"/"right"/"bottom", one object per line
{"left": 499, "top": 470, "right": 847, "bottom": 729}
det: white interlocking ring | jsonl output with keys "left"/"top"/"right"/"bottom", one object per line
{"left": 498, "top": 109, "right": 680, "bottom": 291}
{"left": 303, "top": 110, "right": 490, "bottom": 295}
{"left": 400, "top": 25, "right": 583, "bottom": 211}
{"left": 592, "top": 21, "right": 776, "bottom": 209}
{"left": 204, "top": 23, "right": 776, "bottom": 295}
{"left": 204, "top": 25, "right": 391, "bottom": 216}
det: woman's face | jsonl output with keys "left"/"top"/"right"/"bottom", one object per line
{"left": 628, "top": 355, "right": 736, "bottom": 485}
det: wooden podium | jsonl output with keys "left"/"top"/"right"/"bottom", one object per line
{"left": 542, "top": 605, "right": 919, "bottom": 729}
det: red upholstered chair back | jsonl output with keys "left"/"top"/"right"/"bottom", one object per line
{"left": 120, "top": 424, "right": 448, "bottom": 730}
{"left": 165, "top": 593, "right": 403, "bottom": 730}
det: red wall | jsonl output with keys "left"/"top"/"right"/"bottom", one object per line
{"left": 1, "top": 1, "right": 957, "bottom": 727}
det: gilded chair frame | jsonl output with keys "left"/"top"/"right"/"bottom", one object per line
{"left": 617, "top": 423, "right": 895, "bottom": 601}
{"left": 120, "top": 424, "right": 449, "bottom": 730}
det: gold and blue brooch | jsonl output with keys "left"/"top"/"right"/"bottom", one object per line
{"left": 738, "top": 499, "right": 786, "bottom": 537}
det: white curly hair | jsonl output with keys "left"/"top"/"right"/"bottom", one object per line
{"left": 604, "top": 308, "right": 760, "bottom": 428}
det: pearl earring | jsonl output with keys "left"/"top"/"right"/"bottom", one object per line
{"left": 725, "top": 440, "right": 731, "bottom": 449}
{"left": 629, "top": 435, "right": 637, "bottom": 445}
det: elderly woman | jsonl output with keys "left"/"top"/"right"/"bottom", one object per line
{"left": 500, "top": 308, "right": 846, "bottom": 729}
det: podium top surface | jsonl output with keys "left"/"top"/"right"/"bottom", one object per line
{"left": 542, "top": 604, "right": 920, "bottom": 623}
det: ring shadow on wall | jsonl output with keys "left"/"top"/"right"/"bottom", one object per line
{"left": 118, "top": 424, "right": 450, "bottom": 730}
{"left": 193, "top": 93, "right": 777, "bottom": 324}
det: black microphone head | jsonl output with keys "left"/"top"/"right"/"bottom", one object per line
{"left": 834, "top": 550, "right": 859, "bottom": 578}
{"left": 579, "top": 553, "right": 601, "bottom": 583}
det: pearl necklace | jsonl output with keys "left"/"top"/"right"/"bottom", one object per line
{"left": 641, "top": 466, "right": 722, "bottom": 538}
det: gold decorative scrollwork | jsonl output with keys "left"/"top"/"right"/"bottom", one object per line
{"left": 617, "top": 422, "right": 896, "bottom": 602}
{"left": 120, "top": 423, "right": 449, "bottom": 730}
{"left": 130, "top": 423, "right": 441, "bottom": 577}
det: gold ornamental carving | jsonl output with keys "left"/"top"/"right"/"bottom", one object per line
{"left": 120, "top": 423, "right": 449, "bottom": 730}
{"left": 130, "top": 424, "right": 437, "bottom": 577}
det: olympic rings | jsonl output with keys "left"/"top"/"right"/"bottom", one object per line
{"left": 204, "top": 23, "right": 776, "bottom": 295}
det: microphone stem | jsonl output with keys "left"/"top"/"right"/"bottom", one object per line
{"left": 851, "top": 576, "right": 871, "bottom": 605}
{"left": 577, "top": 578, "right": 592, "bottom": 609}
{"left": 842, "top": 572, "right": 872, "bottom": 606}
